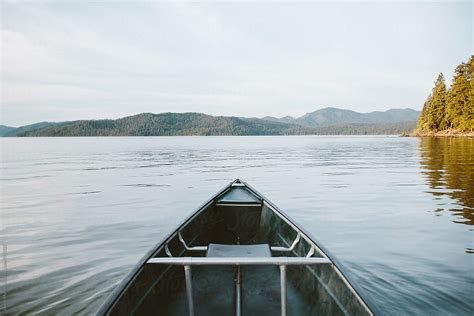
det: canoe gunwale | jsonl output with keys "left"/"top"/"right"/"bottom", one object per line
{"left": 97, "top": 179, "right": 378, "bottom": 315}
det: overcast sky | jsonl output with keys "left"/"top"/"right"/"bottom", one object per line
{"left": 1, "top": 1, "right": 472, "bottom": 126}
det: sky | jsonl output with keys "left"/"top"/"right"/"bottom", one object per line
{"left": 1, "top": 1, "right": 472, "bottom": 126}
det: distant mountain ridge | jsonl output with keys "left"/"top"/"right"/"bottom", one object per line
{"left": 0, "top": 125, "right": 16, "bottom": 136}
{"left": 262, "top": 107, "right": 420, "bottom": 128}
{"left": 0, "top": 122, "right": 62, "bottom": 137}
{"left": 1, "top": 107, "right": 420, "bottom": 137}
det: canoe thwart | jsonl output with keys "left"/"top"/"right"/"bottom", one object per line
{"left": 146, "top": 256, "right": 331, "bottom": 265}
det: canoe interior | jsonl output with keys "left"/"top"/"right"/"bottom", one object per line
{"left": 105, "top": 181, "right": 371, "bottom": 316}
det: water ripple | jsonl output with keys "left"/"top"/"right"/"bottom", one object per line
{"left": 1, "top": 136, "right": 472, "bottom": 315}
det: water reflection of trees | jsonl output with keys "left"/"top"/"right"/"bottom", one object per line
{"left": 419, "top": 137, "right": 474, "bottom": 225}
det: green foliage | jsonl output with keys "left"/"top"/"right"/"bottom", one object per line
{"left": 416, "top": 94, "right": 432, "bottom": 132}
{"left": 1, "top": 122, "right": 60, "bottom": 137}
{"left": 17, "top": 112, "right": 416, "bottom": 137}
{"left": 416, "top": 55, "right": 474, "bottom": 133}
{"left": 18, "top": 113, "right": 302, "bottom": 137}
{"left": 462, "top": 56, "right": 474, "bottom": 131}
{"left": 445, "top": 63, "right": 469, "bottom": 130}
{"left": 430, "top": 73, "right": 447, "bottom": 130}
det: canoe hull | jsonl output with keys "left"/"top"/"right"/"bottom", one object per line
{"left": 98, "top": 180, "right": 375, "bottom": 315}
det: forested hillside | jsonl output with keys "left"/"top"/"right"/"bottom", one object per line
{"left": 16, "top": 112, "right": 415, "bottom": 137}
{"left": 415, "top": 56, "right": 473, "bottom": 135}
{"left": 262, "top": 108, "right": 419, "bottom": 127}
{"left": 18, "top": 113, "right": 306, "bottom": 136}
{"left": 308, "top": 121, "right": 417, "bottom": 135}
{"left": 0, "top": 122, "right": 60, "bottom": 137}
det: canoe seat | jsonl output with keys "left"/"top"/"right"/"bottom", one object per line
{"left": 206, "top": 243, "right": 272, "bottom": 257}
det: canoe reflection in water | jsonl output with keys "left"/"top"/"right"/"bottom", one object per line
{"left": 98, "top": 180, "right": 376, "bottom": 316}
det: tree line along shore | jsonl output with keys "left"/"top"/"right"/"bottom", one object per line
{"left": 410, "top": 55, "right": 473, "bottom": 137}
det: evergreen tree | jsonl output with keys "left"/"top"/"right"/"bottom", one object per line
{"left": 445, "top": 63, "right": 468, "bottom": 130}
{"left": 460, "top": 56, "right": 474, "bottom": 131}
{"left": 428, "top": 73, "right": 447, "bottom": 131}
{"left": 413, "top": 56, "right": 474, "bottom": 134}
{"left": 416, "top": 94, "right": 432, "bottom": 132}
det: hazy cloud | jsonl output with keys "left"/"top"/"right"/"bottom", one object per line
{"left": 1, "top": 1, "right": 472, "bottom": 126}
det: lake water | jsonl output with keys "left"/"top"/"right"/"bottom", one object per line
{"left": 1, "top": 136, "right": 472, "bottom": 315}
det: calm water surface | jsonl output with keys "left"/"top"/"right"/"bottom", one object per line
{"left": 1, "top": 136, "right": 473, "bottom": 315}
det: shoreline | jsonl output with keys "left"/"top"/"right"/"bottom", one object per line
{"left": 401, "top": 130, "right": 474, "bottom": 137}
